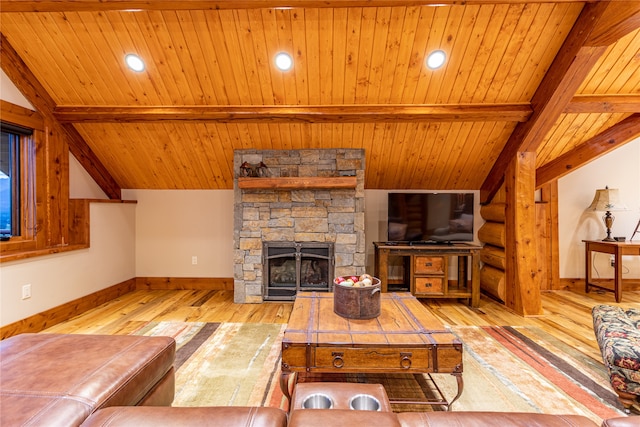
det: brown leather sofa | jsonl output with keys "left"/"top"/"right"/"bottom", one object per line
{"left": 0, "top": 333, "right": 175, "bottom": 426}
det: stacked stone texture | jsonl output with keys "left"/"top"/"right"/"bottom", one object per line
{"left": 233, "top": 149, "right": 365, "bottom": 303}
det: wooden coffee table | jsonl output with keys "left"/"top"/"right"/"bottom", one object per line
{"left": 280, "top": 292, "right": 463, "bottom": 410}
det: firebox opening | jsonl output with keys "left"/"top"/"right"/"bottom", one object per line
{"left": 263, "top": 242, "right": 334, "bottom": 301}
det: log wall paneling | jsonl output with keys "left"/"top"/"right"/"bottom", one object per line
{"left": 479, "top": 187, "right": 507, "bottom": 302}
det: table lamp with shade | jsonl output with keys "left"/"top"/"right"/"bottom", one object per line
{"left": 586, "top": 186, "right": 628, "bottom": 242}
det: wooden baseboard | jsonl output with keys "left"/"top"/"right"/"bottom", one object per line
{"left": 135, "top": 277, "right": 234, "bottom": 291}
{"left": 1, "top": 277, "right": 234, "bottom": 340}
{"left": 0, "top": 278, "right": 136, "bottom": 340}
{"left": 559, "top": 278, "right": 640, "bottom": 292}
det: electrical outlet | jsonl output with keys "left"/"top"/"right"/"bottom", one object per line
{"left": 22, "top": 284, "right": 31, "bottom": 300}
{"left": 610, "top": 256, "right": 615, "bottom": 267}
{"left": 192, "top": 256, "right": 198, "bottom": 265}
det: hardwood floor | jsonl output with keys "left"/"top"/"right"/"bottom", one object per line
{"left": 44, "top": 288, "right": 639, "bottom": 359}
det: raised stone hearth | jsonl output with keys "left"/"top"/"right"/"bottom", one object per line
{"left": 233, "top": 149, "right": 365, "bottom": 303}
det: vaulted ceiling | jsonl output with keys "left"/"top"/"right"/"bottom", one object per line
{"left": 1, "top": 0, "right": 639, "bottom": 202}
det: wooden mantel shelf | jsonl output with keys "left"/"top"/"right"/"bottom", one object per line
{"left": 237, "top": 176, "right": 357, "bottom": 190}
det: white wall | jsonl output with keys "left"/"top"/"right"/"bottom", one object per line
{"left": 123, "top": 189, "right": 234, "bottom": 277}
{"left": 0, "top": 203, "right": 136, "bottom": 325}
{"left": 1, "top": 74, "right": 135, "bottom": 327}
{"left": 558, "top": 137, "right": 640, "bottom": 279}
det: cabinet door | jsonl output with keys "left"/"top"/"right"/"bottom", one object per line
{"left": 414, "top": 277, "right": 444, "bottom": 295}
{"left": 414, "top": 256, "right": 446, "bottom": 275}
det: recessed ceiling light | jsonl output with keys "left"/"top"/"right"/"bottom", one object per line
{"left": 125, "top": 54, "right": 145, "bottom": 72}
{"left": 274, "top": 52, "right": 293, "bottom": 71}
{"left": 426, "top": 50, "right": 446, "bottom": 70}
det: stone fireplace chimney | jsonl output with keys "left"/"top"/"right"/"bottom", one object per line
{"left": 233, "top": 149, "right": 365, "bottom": 303}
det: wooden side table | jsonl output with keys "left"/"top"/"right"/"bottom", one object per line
{"left": 584, "top": 240, "right": 640, "bottom": 302}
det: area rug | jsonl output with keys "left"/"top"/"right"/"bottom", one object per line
{"left": 131, "top": 322, "right": 627, "bottom": 424}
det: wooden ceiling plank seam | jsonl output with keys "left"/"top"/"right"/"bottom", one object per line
{"left": 318, "top": 8, "right": 334, "bottom": 104}
{"left": 485, "top": 2, "right": 537, "bottom": 103}
{"left": 586, "top": 30, "right": 640, "bottom": 95}
{"left": 535, "top": 114, "right": 576, "bottom": 166}
{"left": 449, "top": 5, "right": 491, "bottom": 103}
{"left": 461, "top": 4, "right": 508, "bottom": 103}
{"left": 377, "top": 122, "right": 403, "bottom": 187}
{"left": 536, "top": 113, "right": 640, "bottom": 187}
{"left": 29, "top": 13, "right": 90, "bottom": 104}
{"left": 244, "top": 9, "right": 277, "bottom": 106}
{"left": 203, "top": 122, "right": 234, "bottom": 186}
{"left": 397, "top": 122, "right": 427, "bottom": 188}
{"left": 158, "top": 122, "right": 199, "bottom": 188}
{"left": 0, "top": 1, "right": 600, "bottom": 14}
{"left": 330, "top": 8, "right": 346, "bottom": 104}
{"left": 359, "top": 123, "right": 377, "bottom": 187}
{"left": 274, "top": 9, "right": 298, "bottom": 105}
{"left": 437, "top": 121, "right": 469, "bottom": 188}
{"left": 215, "top": 9, "right": 256, "bottom": 104}
{"left": 425, "top": 4, "right": 464, "bottom": 104}
{"left": 180, "top": 122, "right": 218, "bottom": 188}
{"left": 399, "top": 6, "right": 435, "bottom": 104}
{"left": 393, "top": 122, "right": 419, "bottom": 189}
{"left": 0, "top": 15, "right": 66, "bottom": 103}
{"left": 367, "top": 122, "right": 389, "bottom": 187}
{"left": 375, "top": 6, "right": 405, "bottom": 104}
{"left": 344, "top": 8, "right": 364, "bottom": 104}
{"left": 413, "top": 5, "right": 450, "bottom": 104}
{"left": 448, "top": 122, "right": 481, "bottom": 188}
{"left": 175, "top": 10, "right": 221, "bottom": 104}
{"left": 429, "top": 121, "right": 464, "bottom": 187}
{"left": 418, "top": 123, "right": 450, "bottom": 188}
{"left": 303, "top": 8, "right": 321, "bottom": 105}
{"left": 231, "top": 9, "right": 268, "bottom": 105}
{"left": 387, "top": 6, "right": 420, "bottom": 104}
{"left": 474, "top": 121, "right": 515, "bottom": 189}
{"left": 259, "top": 8, "right": 286, "bottom": 105}
{"left": 128, "top": 11, "right": 185, "bottom": 104}
{"left": 106, "top": 11, "right": 173, "bottom": 105}
{"left": 406, "top": 122, "right": 439, "bottom": 188}
{"left": 359, "top": 6, "right": 385, "bottom": 103}
{"left": 178, "top": 122, "right": 214, "bottom": 188}
{"left": 363, "top": 6, "right": 392, "bottom": 103}
{"left": 472, "top": 3, "right": 520, "bottom": 103}
{"left": 510, "top": 3, "right": 581, "bottom": 103}
{"left": 55, "top": 11, "right": 118, "bottom": 105}
{"left": 380, "top": 122, "right": 408, "bottom": 188}
{"left": 78, "top": 12, "right": 158, "bottom": 105}
{"left": 192, "top": 10, "right": 232, "bottom": 104}
{"left": 290, "top": 9, "right": 311, "bottom": 105}
{"left": 352, "top": 6, "right": 375, "bottom": 104}
{"left": 456, "top": 121, "right": 496, "bottom": 188}
{"left": 136, "top": 123, "right": 179, "bottom": 189}
{"left": 205, "top": 10, "right": 243, "bottom": 104}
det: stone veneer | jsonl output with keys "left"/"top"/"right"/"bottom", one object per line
{"left": 233, "top": 149, "right": 365, "bottom": 303}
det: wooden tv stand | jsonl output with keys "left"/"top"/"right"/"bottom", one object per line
{"left": 373, "top": 242, "right": 482, "bottom": 307}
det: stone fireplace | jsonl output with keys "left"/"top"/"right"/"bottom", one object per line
{"left": 233, "top": 149, "right": 365, "bottom": 303}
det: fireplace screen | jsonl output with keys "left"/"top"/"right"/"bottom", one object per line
{"left": 263, "top": 242, "right": 334, "bottom": 301}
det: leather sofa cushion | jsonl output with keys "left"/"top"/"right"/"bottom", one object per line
{"left": 396, "top": 411, "right": 599, "bottom": 427}
{"left": 288, "top": 409, "right": 401, "bottom": 427}
{"left": 0, "top": 333, "right": 175, "bottom": 426}
{"left": 81, "top": 406, "right": 288, "bottom": 427}
{"left": 601, "top": 416, "right": 640, "bottom": 427}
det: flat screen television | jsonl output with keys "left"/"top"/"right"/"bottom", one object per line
{"left": 387, "top": 192, "right": 474, "bottom": 243}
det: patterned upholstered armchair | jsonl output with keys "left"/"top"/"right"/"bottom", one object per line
{"left": 592, "top": 304, "right": 640, "bottom": 413}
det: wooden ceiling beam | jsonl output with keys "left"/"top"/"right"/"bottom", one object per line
{"left": 479, "top": 1, "right": 614, "bottom": 204}
{"left": 0, "top": 33, "right": 122, "bottom": 200}
{"left": 586, "top": 1, "right": 640, "bottom": 46}
{"left": 0, "top": 0, "right": 590, "bottom": 13}
{"left": 565, "top": 95, "right": 640, "bottom": 114}
{"left": 51, "top": 94, "right": 639, "bottom": 124}
{"left": 53, "top": 104, "right": 532, "bottom": 124}
{"left": 536, "top": 113, "right": 640, "bottom": 187}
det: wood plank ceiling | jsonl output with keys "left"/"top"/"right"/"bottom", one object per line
{"left": 0, "top": 1, "right": 639, "bottom": 197}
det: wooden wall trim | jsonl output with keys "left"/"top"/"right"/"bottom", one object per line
{"left": 135, "top": 277, "right": 234, "bottom": 291}
{"left": 0, "top": 277, "right": 234, "bottom": 339}
{"left": 0, "top": 279, "right": 136, "bottom": 340}
{"left": 558, "top": 278, "right": 640, "bottom": 292}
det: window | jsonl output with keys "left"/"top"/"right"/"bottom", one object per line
{"left": 1, "top": 122, "right": 33, "bottom": 239}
